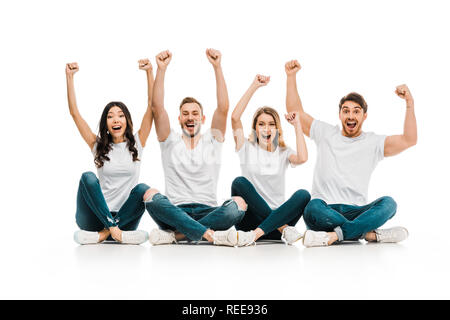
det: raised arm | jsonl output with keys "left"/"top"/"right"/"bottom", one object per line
{"left": 151, "top": 50, "right": 172, "bottom": 142}
{"left": 207, "top": 48, "right": 229, "bottom": 142}
{"left": 231, "top": 75, "right": 270, "bottom": 151}
{"left": 137, "top": 58, "right": 154, "bottom": 147}
{"left": 285, "top": 60, "right": 314, "bottom": 137}
{"left": 384, "top": 84, "right": 417, "bottom": 157}
{"left": 65, "top": 63, "right": 96, "bottom": 150}
{"left": 286, "top": 111, "right": 308, "bottom": 165}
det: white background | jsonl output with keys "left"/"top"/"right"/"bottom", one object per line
{"left": 1, "top": 0, "right": 449, "bottom": 300}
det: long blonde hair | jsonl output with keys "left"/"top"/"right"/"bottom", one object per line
{"left": 248, "top": 106, "right": 286, "bottom": 148}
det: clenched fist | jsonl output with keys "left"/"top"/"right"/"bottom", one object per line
{"left": 285, "top": 60, "right": 301, "bottom": 75}
{"left": 252, "top": 74, "right": 270, "bottom": 88}
{"left": 156, "top": 50, "right": 172, "bottom": 70}
{"left": 206, "top": 48, "right": 222, "bottom": 68}
{"left": 138, "top": 58, "right": 153, "bottom": 72}
{"left": 395, "top": 84, "right": 413, "bottom": 104}
{"left": 66, "top": 62, "right": 79, "bottom": 76}
{"left": 285, "top": 111, "right": 301, "bottom": 126}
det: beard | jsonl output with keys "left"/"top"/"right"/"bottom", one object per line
{"left": 181, "top": 122, "right": 201, "bottom": 138}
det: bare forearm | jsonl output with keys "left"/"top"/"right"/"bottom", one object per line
{"left": 152, "top": 68, "right": 166, "bottom": 115}
{"left": 66, "top": 74, "right": 80, "bottom": 117}
{"left": 214, "top": 66, "right": 229, "bottom": 113}
{"left": 232, "top": 84, "right": 257, "bottom": 123}
{"left": 146, "top": 69, "right": 154, "bottom": 107}
{"left": 293, "top": 122, "right": 308, "bottom": 163}
{"left": 403, "top": 99, "right": 417, "bottom": 146}
{"left": 286, "top": 74, "right": 304, "bottom": 114}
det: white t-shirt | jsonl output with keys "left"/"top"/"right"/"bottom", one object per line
{"left": 310, "top": 120, "right": 386, "bottom": 206}
{"left": 92, "top": 133, "right": 143, "bottom": 212}
{"left": 160, "top": 129, "right": 223, "bottom": 206}
{"left": 237, "top": 139, "right": 296, "bottom": 209}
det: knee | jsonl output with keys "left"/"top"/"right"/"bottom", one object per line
{"left": 232, "top": 196, "right": 248, "bottom": 212}
{"left": 133, "top": 183, "right": 150, "bottom": 197}
{"left": 231, "top": 176, "right": 250, "bottom": 192}
{"left": 304, "top": 199, "right": 323, "bottom": 223}
{"left": 80, "top": 171, "right": 97, "bottom": 185}
{"left": 293, "top": 189, "right": 311, "bottom": 204}
{"left": 143, "top": 188, "right": 160, "bottom": 202}
{"left": 379, "top": 196, "right": 397, "bottom": 217}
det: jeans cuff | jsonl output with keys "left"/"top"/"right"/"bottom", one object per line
{"left": 334, "top": 226, "right": 344, "bottom": 242}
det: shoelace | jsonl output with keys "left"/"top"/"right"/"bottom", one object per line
{"left": 213, "top": 231, "right": 238, "bottom": 247}
{"left": 238, "top": 231, "right": 256, "bottom": 247}
{"left": 157, "top": 230, "right": 176, "bottom": 243}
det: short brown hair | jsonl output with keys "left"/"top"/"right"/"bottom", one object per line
{"left": 339, "top": 92, "right": 368, "bottom": 113}
{"left": 179, "top": 97, "right": 203, "bottom": 114}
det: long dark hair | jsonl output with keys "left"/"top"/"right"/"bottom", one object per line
{"left": 94, "top": 101, "right": 139, "bottom": 168}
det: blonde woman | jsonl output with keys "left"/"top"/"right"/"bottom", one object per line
{"left": 230, "top": 74, "right": 311, "bottom": 246}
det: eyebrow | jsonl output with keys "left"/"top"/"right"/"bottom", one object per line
{"left": 342, "top": 106, "right": 362, "bottom": 110}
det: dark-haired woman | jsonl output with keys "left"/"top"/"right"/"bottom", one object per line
{"left": 230, "top": 74, "right": 311, "bottom": 246}
{"left": 66, "top": 60, "right": 154, "bottom": 245}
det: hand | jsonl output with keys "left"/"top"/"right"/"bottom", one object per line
{"left": 65, "top": 62, "right": 79, "bottom": 76}
{"left": 285, "top": 111, "right": 301, "bottom": 126}
{"left": 156, "top": 50, "right": 172, "bottom": 70}
{"left": 395, "top": 84, "right": 413, "bottom": 103}
{"left": 138, "top": 58, "right": 153, "bottom": 72}
{"left": 285, "top": 60, "right": 301, "bottom": 75}
{"left": 252, "top": 74, "right": 270, "bottom": 88}
{"left": 206, "top": 48, "right": 222, "bottom": 68}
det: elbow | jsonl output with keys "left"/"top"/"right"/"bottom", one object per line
{"left": 406, "top": 135, "right": 418, "bottom": 148}
{"left": 293, "top": 154, "right": 308, "bottom": 165}
{"left": 231, "top": 112, "right": 240, "bottom": 124}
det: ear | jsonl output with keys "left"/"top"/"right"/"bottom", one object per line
{"left": 363, "top": 112, "right": 368, "bottom": 121}
{"left": 202, "top": 115, "right": 206, "bottom": 124}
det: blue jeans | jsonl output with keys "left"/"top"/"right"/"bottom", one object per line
{"left": 303, "top": 197, "right": 397, "bottom": 241}
{"left": 76, "top": 171, "right": 150, "bottom": 231}
{"left": 145, "top": 193, "right": 246, "bottom": 241}
{"left": 231, "top": 176, "right": 311, "bottom": 240}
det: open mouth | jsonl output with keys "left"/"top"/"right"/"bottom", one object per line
{"left": 261, "top": 133, "right": 271, "bottom": 140}
{"left": 185, "top": 122, "right": 196, "bottom": 129}
{"left": 112, "top": 125, "right": 122, "bottom": 132}
{"left": 346, "top": 121, "right": 357, "bottom": 130}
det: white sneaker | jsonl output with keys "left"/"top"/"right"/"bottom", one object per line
{"left": 74, "top": 230, "right": 100, "bottom": 245}
{"left": 302, "top": 230, "right": 330, "bottom": 248}
{"left": 149, "top": 229, "right": 177, "bottom": 245}
{"left": 213, "top": 228, "right": 238, "bottom": 247}
{"left": 375, "top": 227, "right": 409, "bottom": 243}
{"left": 237, "top": 230, "right": 256, "bottom": 247}
{"left": 121, "top": 230, "right": 149, "bottom": 245}
{"left": 281, "top": 226, "right": 303, "bottom": 245}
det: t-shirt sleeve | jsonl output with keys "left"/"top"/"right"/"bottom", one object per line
{"left": 159, "top": 130, "right": 178, "bottom": 151}
{"left": 375, "top": 134, "right": 387, "bottom": 162}
{"left": 310, "top": 119, "right": 335, "bottom": 144}
{"left": 285, "top": 146, "right": 298, "bottom": 168}
{"left": 134, "top": 132, "right": 144, "bottom": 158}
{"left": 237, "top": 139, "right": 249, "bottom": 164}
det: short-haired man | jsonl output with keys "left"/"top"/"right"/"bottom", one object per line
{"left": 143, "top": 49, "right": 250, "bottom": 247}
{"left": 285, "top": 60, "right": 417, "bottom": 247}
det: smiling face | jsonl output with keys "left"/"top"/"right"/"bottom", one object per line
{"left": 107, "top": 106, "right": 127, "bottom": 141}
{"left": 179, "top": 102, "right": 205, "bottom": 138}
{"left": 255, "top": 112, "right": 278, "bottom": 147}
{"left": 339, "top": 100, "right": 367, "bottom": 137}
